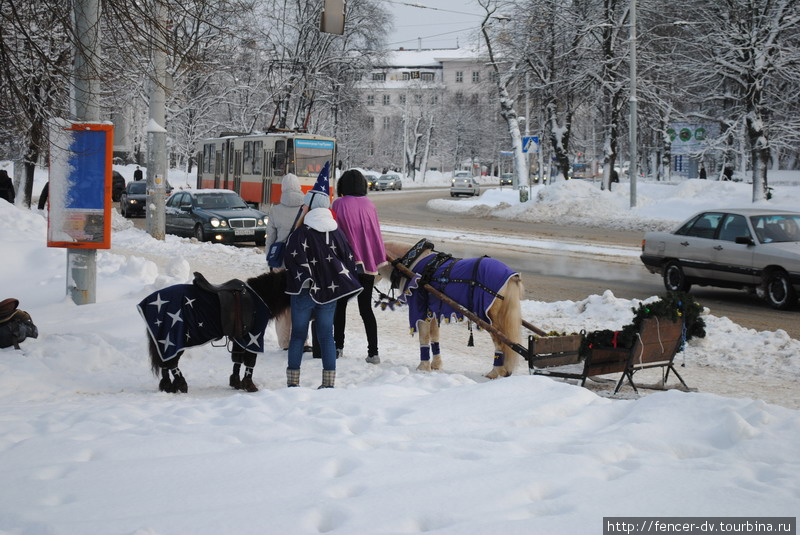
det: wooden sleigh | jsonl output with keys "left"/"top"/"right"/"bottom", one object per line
{"left": 389, "top": 259, "right": 690, "bottom": 394}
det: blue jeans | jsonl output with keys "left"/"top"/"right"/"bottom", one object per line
{"left": 288, "top": 289, "right": 337, "bottom": 371}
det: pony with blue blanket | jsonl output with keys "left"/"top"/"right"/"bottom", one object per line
{"left": 381, "top": 240, "right": 524, "bottom": 378}
{"left": 138, "top": 271, "right": 290, "bottom": 393}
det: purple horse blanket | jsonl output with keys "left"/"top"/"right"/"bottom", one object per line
{"left": 399, "top": 255, "right": 518, "bottom": 332}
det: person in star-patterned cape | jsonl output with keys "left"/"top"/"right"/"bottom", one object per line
{"left": 283, "top": 162, "right": 361, "bottom": 388}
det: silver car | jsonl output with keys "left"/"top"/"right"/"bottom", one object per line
{"left": 375, "top": 174, "right": 402, "bottom": 191}
{"left": 450, "top": 176, "right": 481, "bottom": 197}
{"left": 640, "top": 209, "right": 800, "bottom": 309}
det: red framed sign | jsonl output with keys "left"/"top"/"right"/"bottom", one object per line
{"left": 47, "top": 121, "right": 114, "bottom": 249}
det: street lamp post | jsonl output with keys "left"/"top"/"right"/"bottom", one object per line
{"left": 629, "top": 0, "right": 638, "bottom": 207}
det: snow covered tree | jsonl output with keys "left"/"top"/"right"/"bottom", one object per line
{"left": 675, "top": 0, "right": 800, "bottom": 201}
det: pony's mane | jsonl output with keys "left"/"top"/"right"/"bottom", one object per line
{"left": 247, "top": 271, "right": 291, "bottom": 318}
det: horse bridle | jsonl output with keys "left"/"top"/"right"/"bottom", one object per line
{"left": 389, "top": 238, "right": 435, "bottom": 290}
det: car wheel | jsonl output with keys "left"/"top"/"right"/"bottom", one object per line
{"left": 663, "top": 261, "right": 691, "bottom": 292}
{"left": 763, "top": 270, "right": 796, "bottom": 310}
{"left": 194, "top": 224, "right": 206, "bottom": 242}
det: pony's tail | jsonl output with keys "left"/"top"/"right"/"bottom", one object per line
{"left": 499, "top": 275, "right": 524, "bottom": 374}
{"left": 148, "top": 333, "right": 161, "bottom": 376}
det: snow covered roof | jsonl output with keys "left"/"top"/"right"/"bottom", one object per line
{"left": 378, "top": 47, "right": 486, "bottom": 67}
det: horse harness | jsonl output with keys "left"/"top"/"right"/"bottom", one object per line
{"left": 391, "top": 239, "right": 505, "bottom": 317}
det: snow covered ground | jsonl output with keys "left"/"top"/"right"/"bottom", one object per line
{"left": 1, "top": 163, "right": 799, "bottom": 535}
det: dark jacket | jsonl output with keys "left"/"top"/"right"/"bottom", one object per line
{"left": 0, "top": 170, "right": 14, "bottom": 204}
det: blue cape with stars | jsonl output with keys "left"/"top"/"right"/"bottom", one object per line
{"left": 137, "top": 282, "right": 272, "bottom": 362}
{"left": 284, "top": 224, "right": 363, "bottom": 304}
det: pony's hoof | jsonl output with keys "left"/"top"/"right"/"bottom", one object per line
{"left": 485, "top": 366, "right": 510, "bottom": 379}
{"left": 431, "top": 355, "right": 442, "bottom": 370}
{"left": 229, "top": 373, "right": 242, "bottom": 390}
{"left": 241, "top": 376, "right": 259, "bottom": 392}
{"left": 417, "top": 361, "right": 432, "bottom": 372}
{"left": 172, "top": 375, "right": 188, "bottom": 393}
{"left": 159, "top": 377, "right": 175, "bottom": 393}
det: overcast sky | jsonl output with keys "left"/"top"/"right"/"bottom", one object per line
{"left": 382, "top": 0, "right": 487, "bottom": 49}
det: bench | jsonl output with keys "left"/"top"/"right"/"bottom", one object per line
{"left": 527, "top": 318, "right": 689, "bottom": 395}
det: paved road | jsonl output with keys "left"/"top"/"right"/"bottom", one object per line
{"left": 369, "top": 188, "right": 800, "bottom": 339}
{"left": 120, "top": 190, "right": 799, "bottom": 339}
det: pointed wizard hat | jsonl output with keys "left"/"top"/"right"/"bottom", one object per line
{"left": 304, "top": 161, "right": 331, "bottom": 209}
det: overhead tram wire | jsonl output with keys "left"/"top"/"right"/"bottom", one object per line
{"left": 386, "top": 26, "right": 480, "bottom": 48}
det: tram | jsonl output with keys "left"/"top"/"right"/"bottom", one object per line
{"left": 195, "top": 131, "right": 336, "bottom": 210}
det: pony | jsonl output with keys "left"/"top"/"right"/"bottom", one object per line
{"left": 139, "top": 271, "right": 290, "bottom": 393}
{"left": 380, "top": 240, "right": 523, "bottom": 378}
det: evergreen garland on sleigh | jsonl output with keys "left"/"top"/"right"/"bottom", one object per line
{"left": 578, "top": 292, "right": 706, "bottom": 359}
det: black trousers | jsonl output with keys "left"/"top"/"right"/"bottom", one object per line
{"left": 332, "top": 273, "right": 378, "bottom": 357}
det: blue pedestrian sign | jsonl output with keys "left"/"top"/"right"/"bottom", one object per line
{"left": 523, "top": 136, "right": 539, "bottom": 153}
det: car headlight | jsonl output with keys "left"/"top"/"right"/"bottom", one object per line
{"left": 210, "top": 217, "right": 221, "bottom": 228}
{"left": 260, "top": 216, "right": 268, "bottom": 225}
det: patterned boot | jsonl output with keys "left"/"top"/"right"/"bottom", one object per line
{"left": 287, "top": 368, "right": 300, "bottom": 388}
{"left": 318, "top": 369, "right": 335, "bottom": 389}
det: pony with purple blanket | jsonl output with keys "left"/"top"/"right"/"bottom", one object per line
{"left": 381, "top": 240, "right": 524, "bottom": 378}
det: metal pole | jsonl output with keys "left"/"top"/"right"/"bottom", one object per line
{"left": 146, "top": 1, "right": 167, "bottom": 240}
{"left": 629, "top": 0, "right": 638, "bottom": 207}
{"left": 68, "top": 0, "right": 101, "bottom": 305}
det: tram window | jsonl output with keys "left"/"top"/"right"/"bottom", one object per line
{"left": 287, "top": 140, "right": 294, "bottom": 174}
{"left": 274, "top": 140, "right": 286, "bottom": 176}
{"left": 243, "top": 141, "right": 253, "bottom": 174}
{"left": 253, "top": 141, "right": 263, "bottom": 175}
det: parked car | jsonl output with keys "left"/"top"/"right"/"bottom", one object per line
{"left": 363, "top": 171, "right": 380, "bottom": 191}
{"left": 640, "top": 209, "right": 800, "bottom": 309}
{"left": 375, "top": 174, "right": 403, "bottom": 191}
{"left": 111, "top": 171, "right": 126, "bottom": 202}
{"left": 450, "top": 176, "right": 481, "bottom": 197}
{"left": 119, "top": 181, "right": 147, "bottom": 218}
{"left": 499, "top": 173, "right": 513, "bottom": 186}
{"left": 164, "top": 190, "right": 268, "bottom": 245}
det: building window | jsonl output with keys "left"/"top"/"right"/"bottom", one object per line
{"left": 421, "top": 72, "right": 434, "bottom": 81}
{"left": 367, "top": 95, "right": 374, "bottom": 106}
{"left": 399, "top": 94, "right": 406, "bottom": 105}
{"left": 430, "top": 94, "right": 439, "bottom": 105}
{"left": 455, "top": 71, "right": 463, "bottom": 83}
{"left": 383, "top": 94, "right": 390, "bottom": 105}
{"left": 402, "top": 72, "right": 410, "bottom": 80}
{"left": 372, "top": 72, "right": 386, "bottom": 81}
{"left": 455, "top": 91, "right": 464, "bottom": 104}
{"left": 368, "top": 141, "right": 374, "bottom": 156}
{"left": 383, "top": 116, "right": 391, "bottom": 129}
{"left": 472, "top": 71, "right": 480, "bottom": 83}
{"left": 490, "top": 71, "right": 499, "bottom": 83}
{"left": 367, "top": 116, "right": 375, "bottom": 129}
{"left": 471, "top": 93, "right": 479, "bottom": 104}
{"left": 414, "top": 94, "right": 422, "bottom": 104}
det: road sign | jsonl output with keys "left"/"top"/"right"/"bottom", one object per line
{"left": 523, "top": 136, "right": 539, "bottom": 153}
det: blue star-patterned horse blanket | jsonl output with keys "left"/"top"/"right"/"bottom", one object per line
{"left": 399, "top": 254, "right": 518, "bottom": 333}
{"left": 137, "top": 282, "right": 272, "bottom": 362}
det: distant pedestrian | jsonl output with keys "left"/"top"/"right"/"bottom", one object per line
{"left": 609, "top": 168, "right": 619, "bottom": 191}
{"left": 723, "top": 165, "right": 733, "bottom": 181}
{"left": 699, "top": 163, "right": 707, "bottom": 180}
{"left": 0, "top": 170, "right": 14, "bottom": 204}
{"left": 133, "top": 166, "right": 143, "bottom": 181}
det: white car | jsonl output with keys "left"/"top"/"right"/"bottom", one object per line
{"left": 640, "top": 209, "right": 800, "bottom": 309}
